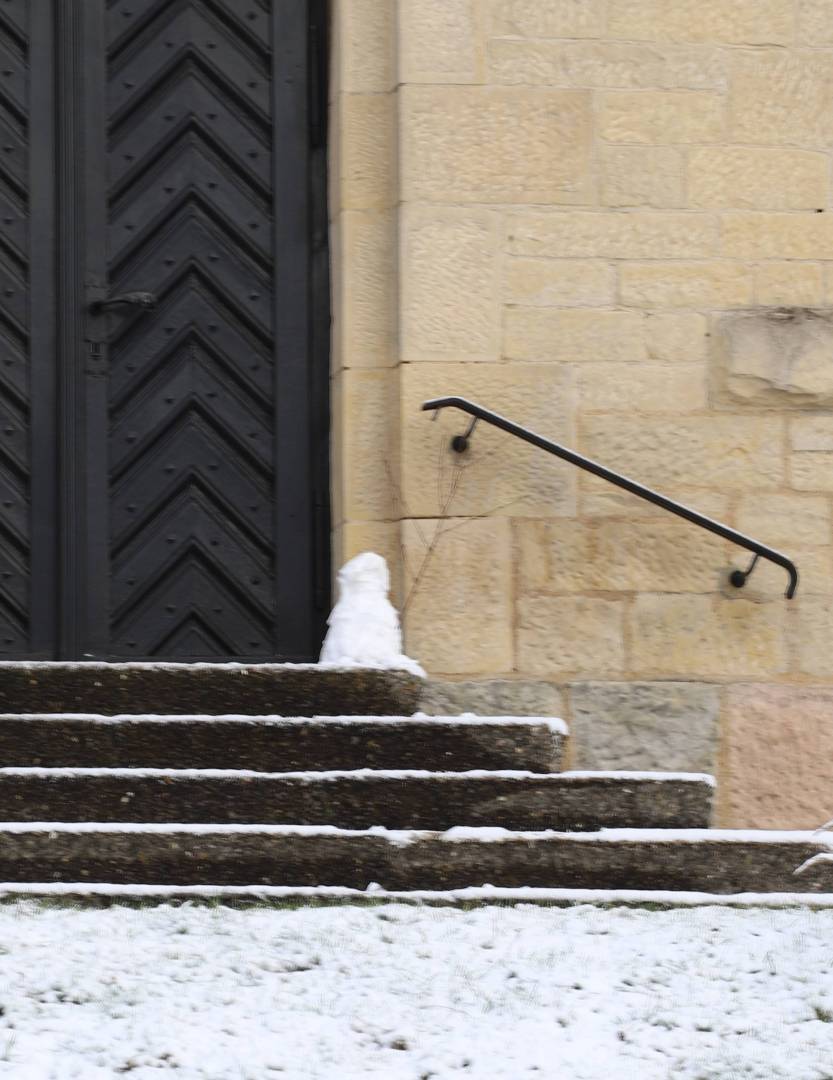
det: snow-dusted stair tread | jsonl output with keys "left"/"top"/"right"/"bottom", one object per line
{"left": 0, "top": 662, "right": 422, "bottom": 716}
{"left": 0, "top": 824, "right": 830, "bottom": 893}
{"left": 0, "top": 714, "right": 566, "bottom": 772}
{"left": 0, "top": 768, "right": 711, "bottom": 830}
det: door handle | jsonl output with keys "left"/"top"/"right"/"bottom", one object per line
{"left": 90, "top": 291, "right": 157, "bottom": 313}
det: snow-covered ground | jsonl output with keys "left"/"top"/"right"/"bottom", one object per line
{"left": 0, "top": 902, "right": 832, "bottom": 1079}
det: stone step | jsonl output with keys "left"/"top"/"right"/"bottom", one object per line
{"left": 0, "top": 663, "right": 422, "bottom": 716}
{"left": 0, "top": 824, "right": 830, "bottom": 893}
{"left": 0, "top": 769, "right": 711, "bottom": 830}
{"left": 0, "top": 714, "right": 566, "bottom": 772}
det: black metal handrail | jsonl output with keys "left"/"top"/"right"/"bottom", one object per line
{"left": 421, "top": 396, "right": 798, "bottom": 599}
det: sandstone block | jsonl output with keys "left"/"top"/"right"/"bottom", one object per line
{"left": 507, "top": 211, "right": 717, "bottom": 259}
{"left": 599, "top": 91, "right": 725, "bottom": 144}
{"left": 722, "top": 685, "right": 833, "bottom": 828}
{"left": 799, "top": 0, "right": 833, "bottom": 45}
{"left": 688, "top": 148, "right": 828, "bottom": 210}
{"left": 730, "top": 51, "right": 833, "bottom": 147}
{"left": 620, "top": 262, "right": 753, "bottom": 308}
{"left": 332, "top": 369, "right": 396, "bottom": 522}
{"left": 517, "top": 518, "right": 725, "bottom": 594}
{"left": 487, "top": 0, "right": 606, "bottom": 38}
{"left": 608, "top": 0, "right": 794, "bottom": 44}
{"left": 794, "top": 596, "right": 833, "bottom": 675}
{"left": 646, "top": 312, "right": 709, "bottom": 363}
{"left": 336, "top": 93, "right": 395, "bottom": 210}
{"left": 335, "top": 0, "right": 395, "bottom": 93}
{"left": 504, "top": 308, "right": 646, "bottom": 363}
{"left": 400, "top": 362, "right": 577, "bottom": 518}
{"left": 402, "top": 517, "right": 513, "bottom": 675}
{"left": 736, "top": 493, "right": 830, "bottom": 548}
{"left": 399, "top": 0, "right": 479, "bottom": 84}
{"left": 791, "top": 452, "right": 833, "bottom": 493}
{"left": 629, "top": 594, "right": 786, "bottom": 677}
{"left": 578, "top": 363, "right": 707, "bottom": 412}
{"left": 580, "top": 487, "right": 729, "bottom": 520}
{"left": 755, "top": 263, "right": 824, "bottom": 307}
{"left": 335, "top": 210, "right": 396, "bottom": 368}
{"left": 517, "top": 596, "right": 626, "bottom": 678}
{"left": 580, "top": 414, "right": 784, "bottom": 490}
{"left": 504, "top": 259, "right": 615, "bottom": 307}
{"left": 790, "top": 416, "right": 833, "bottom": 452}
{"left": 488, "top": 40, "right": 725, "bottom": 91}
{"left": 600, "top": 146, "right": 684, "bottom": 209}
{"left": 419, "top": 679, "right": 565, "bottom": 719}
{"left": 400, "top": 85, "right": 592, "bottom": 204}
{"left": 715, "top": 309, "right": 833, "bottom": 407}
{"left": 400, "top": 206, "right": 501, "bottom": 363}
{"left": 722, "top": 214, "right": 833, "bottom": 260}
{"left": 569, "top": 681, "right": 719, "bottom": 772}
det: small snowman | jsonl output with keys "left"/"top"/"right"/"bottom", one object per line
{"left": 319, "top": 552, "right": 424, "bottom": 675}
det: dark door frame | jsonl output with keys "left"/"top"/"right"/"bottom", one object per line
{"left": 24, "top": 0, "right": 330, "bottom": 661}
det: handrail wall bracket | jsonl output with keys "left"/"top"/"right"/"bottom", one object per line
{"left": 422, "top": 396, "right": 798, "bottom": 599}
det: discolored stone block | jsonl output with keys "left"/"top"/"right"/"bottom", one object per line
{"left": 419, "top": 678, "right": 565, "bottom": 720}
{"left": 568, "top": 681, "right": 720, "bottom": 772}
{"left": 722, "top": 684, "right": 833, "bottom": 828}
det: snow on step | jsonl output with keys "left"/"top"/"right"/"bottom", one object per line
{"left": 0, "top": 768, "right": 714, "bottom": 830}
{"left": 0, "top": 714, "right": 566, "bottom": 772}
{"left": 0, "top": 824, "right": 830, "bottom": 893}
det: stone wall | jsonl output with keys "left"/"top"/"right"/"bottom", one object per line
{"left": 329, "top": 0, "right": 833, "bottom": 829}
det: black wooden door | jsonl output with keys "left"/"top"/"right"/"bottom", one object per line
{"left": 0, "top": 0, "right": 330, "bottom": 661}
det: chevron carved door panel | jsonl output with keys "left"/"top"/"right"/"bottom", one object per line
{"left": 0, "top": 1, "right": 330, "bottom": 661}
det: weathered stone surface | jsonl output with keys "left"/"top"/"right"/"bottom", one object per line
{"left": 608, "top": 0, "right": 794, "bottom": 45}
{"left": 646, "top": 312, "right": 709, "bottom": 363}
{"left": 334, "top": 209, "right": 396, "bottom": 368}
{"left": 599, "top": 91, "right": 725, "bottom": 144}
{"left": 504, "top": 258, "right": 615, "bottom": 307}
{"left": 755, "top": 263, "right": 824, "bottom": 307}
{"left": 400, "top": 85, "right": 592, "bottom": 204}
{"left": 504, "top": 308, "right": 646, "bottom": 363}
{"left": 0, "top": 715, "right": 561, "bottom": 773}
{"left": 419, "top": 678, "right": 565, "bottom": 720}
{"left": 507, "top": 211, "right": 717, "bottom": 260}
{"left": 518, "top": 596, "right": 626, "bottom": 678}
{"left": 722, "top": 214, "right": 833, "bottom": 260}
{"left": 332, "top": 368, "right": 395, "bottom": 521}
{"left": 629, "top": 596, "right": 787, "bottom": 678}
{"left": 400, "top": 362, "right": 576, "bottom": 518}
{"left": 402, "top": 517, "right": 514, "bottom": 675}
{"left": 335, "top": 93, "right": 395, "bottom": 210}
{"left": 793, "top": 596, "right": 833, "bottom": 676}
{"left": 578, "top": 363, "right": 706, "bottom": 412}
{"left": 399, "top": 0, "right": 479, "bottom": 84}
{"left": 580, "top": 414, "right": 784, "bottom": 490}
{"left": 688, "top": 148, "right": 828, "bottom": 210}
{"left": 716, "top": 309, "right": 833, "bottom": 407}
{"left": 487, "top": 0, "right": 606, "bottom": 39}
{"left": 722, "top": 685, "right": 833, "bottom": 828}
{"left": 736, "top": 493, "right": 830, "bottom": 548}
{"left": 730, "top": 51, "right": 833, "bottom": 147}
{"left": 334, "top": 0, "right": 395, "bottom": 93}
{"left": 0, "top": 664, "right": 423, "bottom": 717}
{"left": 620, "top": 261, "right": 753, "bottom": 308}
{"left": 2, "top": 826, "right": 831, "bottom": 892}
{"left": 600, "top": 146, "right": 684, "bottom": 208}
{"left": 516, "top": 519, "right": 725, "bottom": 594}
{"left": 400, "top": 205, "right": 501, "bottom": 362}
{"left": 799, "top": 0, "right": 833, "bottom": 44}
{"left": 0, "top": 773, "right": 713, "bottom": 831}
{"left": 568, "top": 681, "right": 720, "bottom": 772}
{"left": 488, "top": 40, "right": 725, "bottom": 91}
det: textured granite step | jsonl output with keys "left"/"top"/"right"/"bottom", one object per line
{"left": 0, "top": 714, "right": 566, "bottom": 772}
{"left": 0, "top": 769, "right": 711, "bottom": 830}
{"left": 0, "top": 663, "right": 422, "bottom": 716}
{"left": 0, "top": 825, "right": 830, "bottom": 893}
